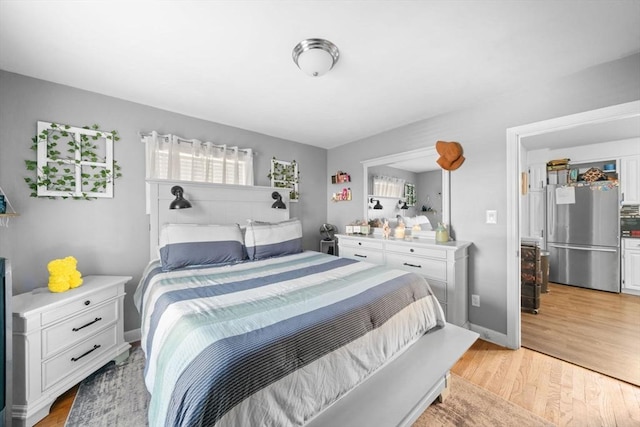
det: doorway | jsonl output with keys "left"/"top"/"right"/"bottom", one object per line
{"left": 505, "top": 100, "right": 640, "bottom": 350}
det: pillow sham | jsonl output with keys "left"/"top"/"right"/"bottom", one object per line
{"left": 245, "top": 218, "right": 303, "bottom": 260}
{"left": 159, "top": 223, "right": 245, "bottom": 271}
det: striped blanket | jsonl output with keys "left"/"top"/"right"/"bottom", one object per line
{"left": 134, "top": 251, "right": 445, "bottom": 427}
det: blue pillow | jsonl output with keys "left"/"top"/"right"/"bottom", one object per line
{"left": 245, "top": 219, "right": 303, "bottom": 260}
{"left": 159, "top": 223, "right": 245, "bottom": 271}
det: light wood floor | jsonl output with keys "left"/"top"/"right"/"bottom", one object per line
{"left": 454, "top": 339, "right": 640, "bottom": 426}
{"left": 522, "top": 282, "right": 640, "bottom": 386}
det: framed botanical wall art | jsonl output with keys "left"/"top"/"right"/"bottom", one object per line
{"left": 404, "top": 183, "right": 416, "bottom": 206}
{"left": 26, "top": 122, "right": 122, "bottom": 199}
{"left": 268, "top": 158, "right": 299, "bottom": 202}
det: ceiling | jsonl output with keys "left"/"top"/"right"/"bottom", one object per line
{"left": 1, "top": 1, "right": 639, "bottom": 150}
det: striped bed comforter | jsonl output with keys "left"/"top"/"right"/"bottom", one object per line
{"left": 134, "top": 251, "right": 445, "bottom": 427}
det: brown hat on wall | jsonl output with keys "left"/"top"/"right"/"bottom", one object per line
{"left": 436, "top": 141, "right": 465, "bottom": 171}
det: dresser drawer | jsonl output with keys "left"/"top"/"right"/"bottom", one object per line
{"left": 42, "top": 325, "right": 117, "bottom": 391}
{"left": 42, "top": 300, "right": 118, "bottom": 358}
{"left": 340, "top": 246, "right": 384, "bottom": 264}
{"left": 339, "top": 238, "right": 384, "bottom": 251}
{"left": 41, "top": 285, "right": 118, "bottom": 326}
{"left": 385, "top": 252, "right": 447, "bottom": 281}
{"left": 385, "top": 242, "right": 448, "bottom": 259}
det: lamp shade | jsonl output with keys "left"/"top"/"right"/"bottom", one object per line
{"left": 169, "top": 186, "right": 192, "bottom": 209}
{"left": 271, "top": 191, "right": 286, "bottom": 209}
{"left": 293, "top": 39, "right": 339, "bottom": 77}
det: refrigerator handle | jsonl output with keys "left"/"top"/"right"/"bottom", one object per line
{"left": 547, "top": 243, "right": 618, "bottom": 253}
{"left": 547, "top": 187, "right": 555, "bottom": 238}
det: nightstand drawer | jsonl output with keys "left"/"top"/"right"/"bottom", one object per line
{"left": 339, "top": 246, "right": 384, "bottom": 264}
{"left": 385, "top": 242, "right": 447, "bottom": 259}
{"left": 41, "top": 285, "right": 118, "bottom": 326}
{"left": 385, "top": 253, "right": 447, "bottom": 281}
{"left": 42, "top": 300, "right": 118, "bottom": 358}
{"left": 42, "top": 325, "right": 117, "bottom": 391}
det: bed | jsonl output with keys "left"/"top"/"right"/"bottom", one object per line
{"left": 138, "top": 180, "right": 478, "bottom": 427}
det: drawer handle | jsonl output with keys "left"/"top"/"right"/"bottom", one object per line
{"left": 404, "top": 262, "right": 422, "bottom": 268}
{"left": 355, "top": 254, "right": 367, "bottom": 258}
{"left": 71, "top": 344, "right": 101, "bottom": 362}
{"left": 84, "top": 300, "right": 91, "bottom": 306}
{"left": 72, "top": 317, "right": 103, "bottom": 332}
{"left": 358, "top": 242, "right": 362, "bottom": 245}
{"left": 410, "top": 248, "right": 414, "bottom": 252}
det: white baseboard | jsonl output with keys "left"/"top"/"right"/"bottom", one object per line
{"left": 125, "top": 328, "right": 141, "bottom": 343}
{"left": 468, "top": 323, "right": 509, "bottom": 348}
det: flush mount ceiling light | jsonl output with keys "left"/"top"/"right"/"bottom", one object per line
{"left": 292, "top": 38, "right": 340, "bottom": 77}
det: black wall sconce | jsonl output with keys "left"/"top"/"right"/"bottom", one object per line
{"left": 169, "top": 186, "right": 192, "bottom": 209}
{"left": 271, "top": 191, "right": 286, "bottom": 209}
{"left": 369, "top": 197, "right": 383, "bottom": 210}
{"left": 399, "top": 200, "right": 408, "bottom": 210}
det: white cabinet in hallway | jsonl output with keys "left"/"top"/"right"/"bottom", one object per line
{"left": 528, "top": 163, "right": 547, "bottom": 191}
{"left": 620, "top": 155, "right": 640, "bottom": 205}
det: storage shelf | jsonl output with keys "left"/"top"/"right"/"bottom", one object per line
{"left": 0, "top": 213, "right": 19, "bottom": 217}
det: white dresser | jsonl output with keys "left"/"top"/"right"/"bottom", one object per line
{"left": 336, "top": 234, "right": 471, "bottom": 327}
{"left": 12, "top": 276, "right": 131, "bottom": 427}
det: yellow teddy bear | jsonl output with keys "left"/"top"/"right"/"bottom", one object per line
{"left": 47, "top": 256, "right": 83, "bottom": 293}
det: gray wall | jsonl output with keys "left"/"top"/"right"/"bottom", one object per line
{"left": 328, "top": 53, "right": 640, "bottom": 335}
{"left": 0, "top": 71, "right": 327, "bottom": 333}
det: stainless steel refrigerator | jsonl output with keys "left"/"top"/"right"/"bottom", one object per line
{"left": 546, "top": 184, "right": 620, "bottom": 292}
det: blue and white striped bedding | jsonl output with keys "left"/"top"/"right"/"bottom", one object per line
{"left": 134, "top": 251, "right": 445, "bottom": 427}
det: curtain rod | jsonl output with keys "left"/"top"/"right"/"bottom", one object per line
{"left": 139, "top": 132, "right": 257, "bottom": 155}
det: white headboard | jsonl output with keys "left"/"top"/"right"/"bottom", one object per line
{"left": 148, "top": 180, "right": 290, "bottom": 259}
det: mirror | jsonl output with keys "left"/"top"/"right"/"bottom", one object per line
{"left": 361, "top": 146, "right": 450, "bottom": 232}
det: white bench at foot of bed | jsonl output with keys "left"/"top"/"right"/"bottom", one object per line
{"left": 306, "top": 323, "right": 479, "bottom": 427}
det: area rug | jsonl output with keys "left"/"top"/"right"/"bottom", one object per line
{"left": 65, "top": 346, "right": 149, "bottom": 427}
{"left": 67, "top": 347, "right": 552, "bottom": 427}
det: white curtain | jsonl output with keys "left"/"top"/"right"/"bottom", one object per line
{"left": 372, "top": 175, "right": 405, "bottom": 198}
{"left": 143, "top": 131, "right": 254, "bottom": 185}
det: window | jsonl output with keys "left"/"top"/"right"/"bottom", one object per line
{"left": 143, "top": 132, "right": 254, "bottom": 186}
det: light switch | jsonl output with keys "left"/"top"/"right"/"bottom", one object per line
{"left": 486, "top": 210, "right": 497, "bottom": 224}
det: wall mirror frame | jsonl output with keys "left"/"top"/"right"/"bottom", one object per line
{"left": 361, "top": 146, "right": 450, "bottom": 228}
{"left": 505, "top": 100, "right": 640, "bottom": 350}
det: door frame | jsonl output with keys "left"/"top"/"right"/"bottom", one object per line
{"left": 505, "top": 100, "right": 640, "bottom": 349}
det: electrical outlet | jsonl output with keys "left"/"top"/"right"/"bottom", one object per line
{"left": 471, "top": 294, "right": 480, "bottom": 307}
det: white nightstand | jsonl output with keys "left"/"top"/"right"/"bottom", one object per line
{"left": 12, "top": 275, "right": 131, "bottom": 427}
